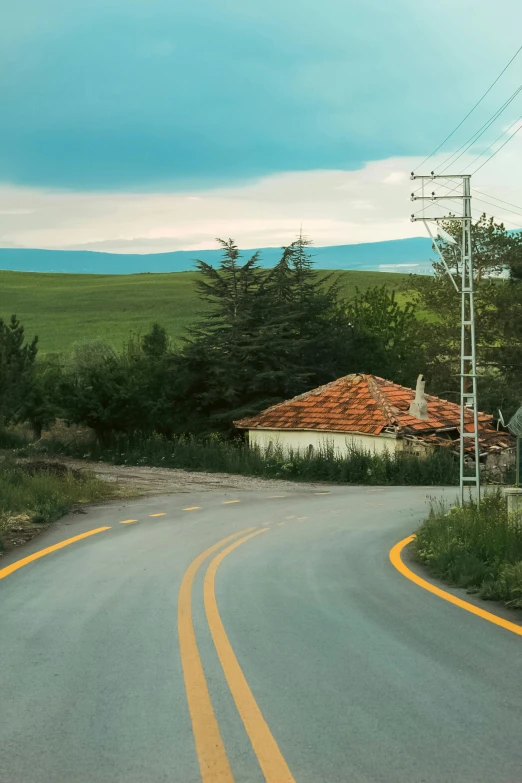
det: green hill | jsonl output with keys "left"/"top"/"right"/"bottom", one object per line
{"left": 0, "top": 269, "right": 412, "bottom": 355}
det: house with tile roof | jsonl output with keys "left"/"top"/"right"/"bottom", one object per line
{"left": 235, "top": 374, "right": 513, "bottom": 466}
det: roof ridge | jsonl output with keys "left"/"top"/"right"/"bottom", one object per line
{"left": 366, "top": 376, "right": 399, "bottom": 428}
{"left": 371, "top": 375, "right": 493, "bottom": 422}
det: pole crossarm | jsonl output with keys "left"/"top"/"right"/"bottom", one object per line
{"left": 411, "top": 195, "right": 470, "bottom": 201}
{"left": 411, "top": 216, "right": 468, "bottom": 221}
{"left": 411, "top": 172, "right": 471, "bottom": 179}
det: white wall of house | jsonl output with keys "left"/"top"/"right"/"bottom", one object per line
{"left": 247, "top": 428, "right": 400, "bottom": 456}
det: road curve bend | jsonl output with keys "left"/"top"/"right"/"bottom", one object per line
{"left": 1, "top": 485, "right": 521, "bottom": 783}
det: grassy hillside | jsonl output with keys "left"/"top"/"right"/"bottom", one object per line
{"left": 0, "top": 269, "right": 412, "bottom": 355}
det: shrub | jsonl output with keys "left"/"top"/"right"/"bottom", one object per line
{"left": 414, "top": 492, "right": 522, "bottom": 610}
{"left": 30, "top": 431, "right": 459, "bottom": 486}
{"left": 0, "top": 459, "right": 114, "bottom": 552}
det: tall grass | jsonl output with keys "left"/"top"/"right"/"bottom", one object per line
{"left": 29, "top": 431, "right": 460, "bottom": 486}
{"left": 414, "top": 492, "right": 522, "bottom": 609}
{"left": 0, "top": 460, "right": 114, "bottom": 552}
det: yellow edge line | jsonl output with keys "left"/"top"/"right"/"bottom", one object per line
{"left": 178, "top": 528, "right": 255, "bottom": 782}
{"left": 390, "top": 535, "right": 522, "bottom": 638}
{"left": 0, "top": 527, "right": 111, "bottom": 580}
{"left": 204, "top": 530, "right": 297, "bottom": 783}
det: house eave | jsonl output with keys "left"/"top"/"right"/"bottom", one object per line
{"left": 244, "top": 426, "right": 400, "bottom": 440}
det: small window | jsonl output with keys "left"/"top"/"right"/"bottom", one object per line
{"left": 307, "top": 444, "right": 314, "bottom": 456}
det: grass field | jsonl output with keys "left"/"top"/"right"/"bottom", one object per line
{"left": 0, "top": 269, "right": 412, "bottom": 355}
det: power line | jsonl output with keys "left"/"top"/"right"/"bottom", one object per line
{"left": 472, "top": 188, "right": 522, "bottom": 213}
{"left": 415, "top": 43, "right": 522, "bottom": 169}
{"left": 438, "top": 84, "right": 522, "bottom": 173}
{"left": 411, "top": 88, "right": 521, "bottom": 195}
{"left": 470, "top": 194, "right": 522, "bottom": 221}
{"left": 471, "top": 118, "right": 522, "bottom": 174}
{"left": 411, "top": 197, "right": 464, "bottom": 218}
{"left": 419, "top": 180, "right": 522, "bottom": 228}
{"left": 412, "top": 84, "right": 522, "bottom": 196}
{"left": 466, "top": 113, "right": 522, "bottom": 169}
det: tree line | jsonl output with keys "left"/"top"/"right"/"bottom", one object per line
{"left": 1, "top": 220, "right": 521, "bottom": 445}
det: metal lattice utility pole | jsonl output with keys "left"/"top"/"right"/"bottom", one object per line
{"left": 410, "top": 172, "right": 480, "bottom": 503}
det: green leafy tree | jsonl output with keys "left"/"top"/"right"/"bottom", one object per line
{"left": 346, "top": 286, "right": 422, "bottom": 386}
{"left": 58, "top": 341, "right": 131, "bottom": 444}
{"left": 408, "top": 213, "right": 522, "bottom": 416}
{"left": 18, "top": 357, "right": 63, "bottom": 440}
{"left": 58, "top": 327, "right": 186, "bottom": 442}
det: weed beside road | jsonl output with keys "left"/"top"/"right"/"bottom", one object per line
{"left": 0, "top": 459, "right": 115, "bottom": 554}
{"left": 25, "top": 431, "right": 460, "bottom": 486}
{"left": 414, "top": 492, "right": 522, "bottom": 610}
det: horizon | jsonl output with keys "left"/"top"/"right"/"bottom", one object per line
{"left": 2, "top": 1, "right": 522, "bottom": 254}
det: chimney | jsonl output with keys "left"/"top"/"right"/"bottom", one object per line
{"left": 409, "top": 374, "right": 429, "bottom": 420}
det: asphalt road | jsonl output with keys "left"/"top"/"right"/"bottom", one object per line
{"left": 1, "top": 485, "right": 521, "bottom": 783}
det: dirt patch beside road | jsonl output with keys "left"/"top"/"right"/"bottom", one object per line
{"left": 57, "top": 457, "right": 333, "bottom": 495}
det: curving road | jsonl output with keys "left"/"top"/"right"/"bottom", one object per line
{"left": 1, "top": 485, "right": 521, "bottom": 783}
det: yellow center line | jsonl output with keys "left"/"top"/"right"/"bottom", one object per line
{"left": 149, "top": 513, "right": 166, "bottom": 517}
{"left": 120, "top": 519, "right": 137, "bottom": 524}
{"left": 178, "top": 528, "right": 255, "bottom": 782}
{"left": 0, "top": 527, "right": 111, "bottom": 580}
{"left": 223, "top": 500, "right": 241, "bottom": 505}
{"left": 184, "top": 506, "right": 201, "bottom": 511}
{"left": 390, "top": 535, "right": 522, "bottom": 637}
{"left": 204, "top": 531, "right": 297, "bottom": 783}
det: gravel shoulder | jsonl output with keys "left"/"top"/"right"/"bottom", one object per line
{"left": 59, "top": 457, "right": 334, "bottom": 495}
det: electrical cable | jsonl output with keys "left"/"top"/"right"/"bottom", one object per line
{"left": 415, "top": 43, "right": 522, "bottom": 169}
{"left": 438, "top": 84, "right": 522, "bottom": 173}
{"left": 417, "top": 180, "right": 522, "bottom": 228}
{"left": 471, "top": 120, "right": 522, "bottom": 174}
{"left": 472, "top": 188, "right": 522, "bottom": 213}
{"left": 469, "top": 194, "right": 522, "bottom": 221}
{"left": 411, "top": 85, "right": 522, "bottom": 196}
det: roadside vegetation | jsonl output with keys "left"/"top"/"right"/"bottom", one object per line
{"left": 0, "top": 459, "right": 115, "bottom": 554}
{"left": 18, "top": 432, "right": 460, "bottom": 486}
{"left": 414, "top": 492, "right": 522, "bottom": 610}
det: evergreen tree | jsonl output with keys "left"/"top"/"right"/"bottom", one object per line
{"left": 0, "top": 315, "right": 38, "bottom": 424}
{"left": 181, "top": 235, "right": 357, "bottom": 430}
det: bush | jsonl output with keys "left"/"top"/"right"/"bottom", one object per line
{"left": 414, "top": 492, "right": 522, "bottom": 610}
{"left": 30, "top": 431, "right": 460, "bottom": 486}
{"left": 0, "top": 459, "right": 114, "bottom": 553}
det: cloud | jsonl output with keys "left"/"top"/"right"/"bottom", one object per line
{"left": 1, "top": 0, "right": 521, "bottom": 189}
{"left": 2, "top": 141, "right": 522, "bottom": 253}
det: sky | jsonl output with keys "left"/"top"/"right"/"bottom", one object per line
{"left": 1, "top": 0, "right": 522, "bottom": 252}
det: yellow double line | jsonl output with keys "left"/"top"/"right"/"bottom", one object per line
{"left": 178, "top": 528, "right": 296, "bottom": 783}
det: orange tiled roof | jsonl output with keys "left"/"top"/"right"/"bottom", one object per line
{"left": 234, "top": 374, "right": 511, "bottom": 453}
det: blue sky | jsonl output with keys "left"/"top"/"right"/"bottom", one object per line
{"left": 2, "top": 0, "right": 521, "bottom": 191}
{"left": 1, "top": 1, "right": 522, "bottom": 252}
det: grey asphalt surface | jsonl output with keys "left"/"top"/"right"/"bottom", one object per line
{"left": 1, "top": 485, "right": 521, "bottom": 783}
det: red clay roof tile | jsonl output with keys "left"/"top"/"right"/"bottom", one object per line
{"left": 234, "top": 374, "right": 510, "bottom": 453}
